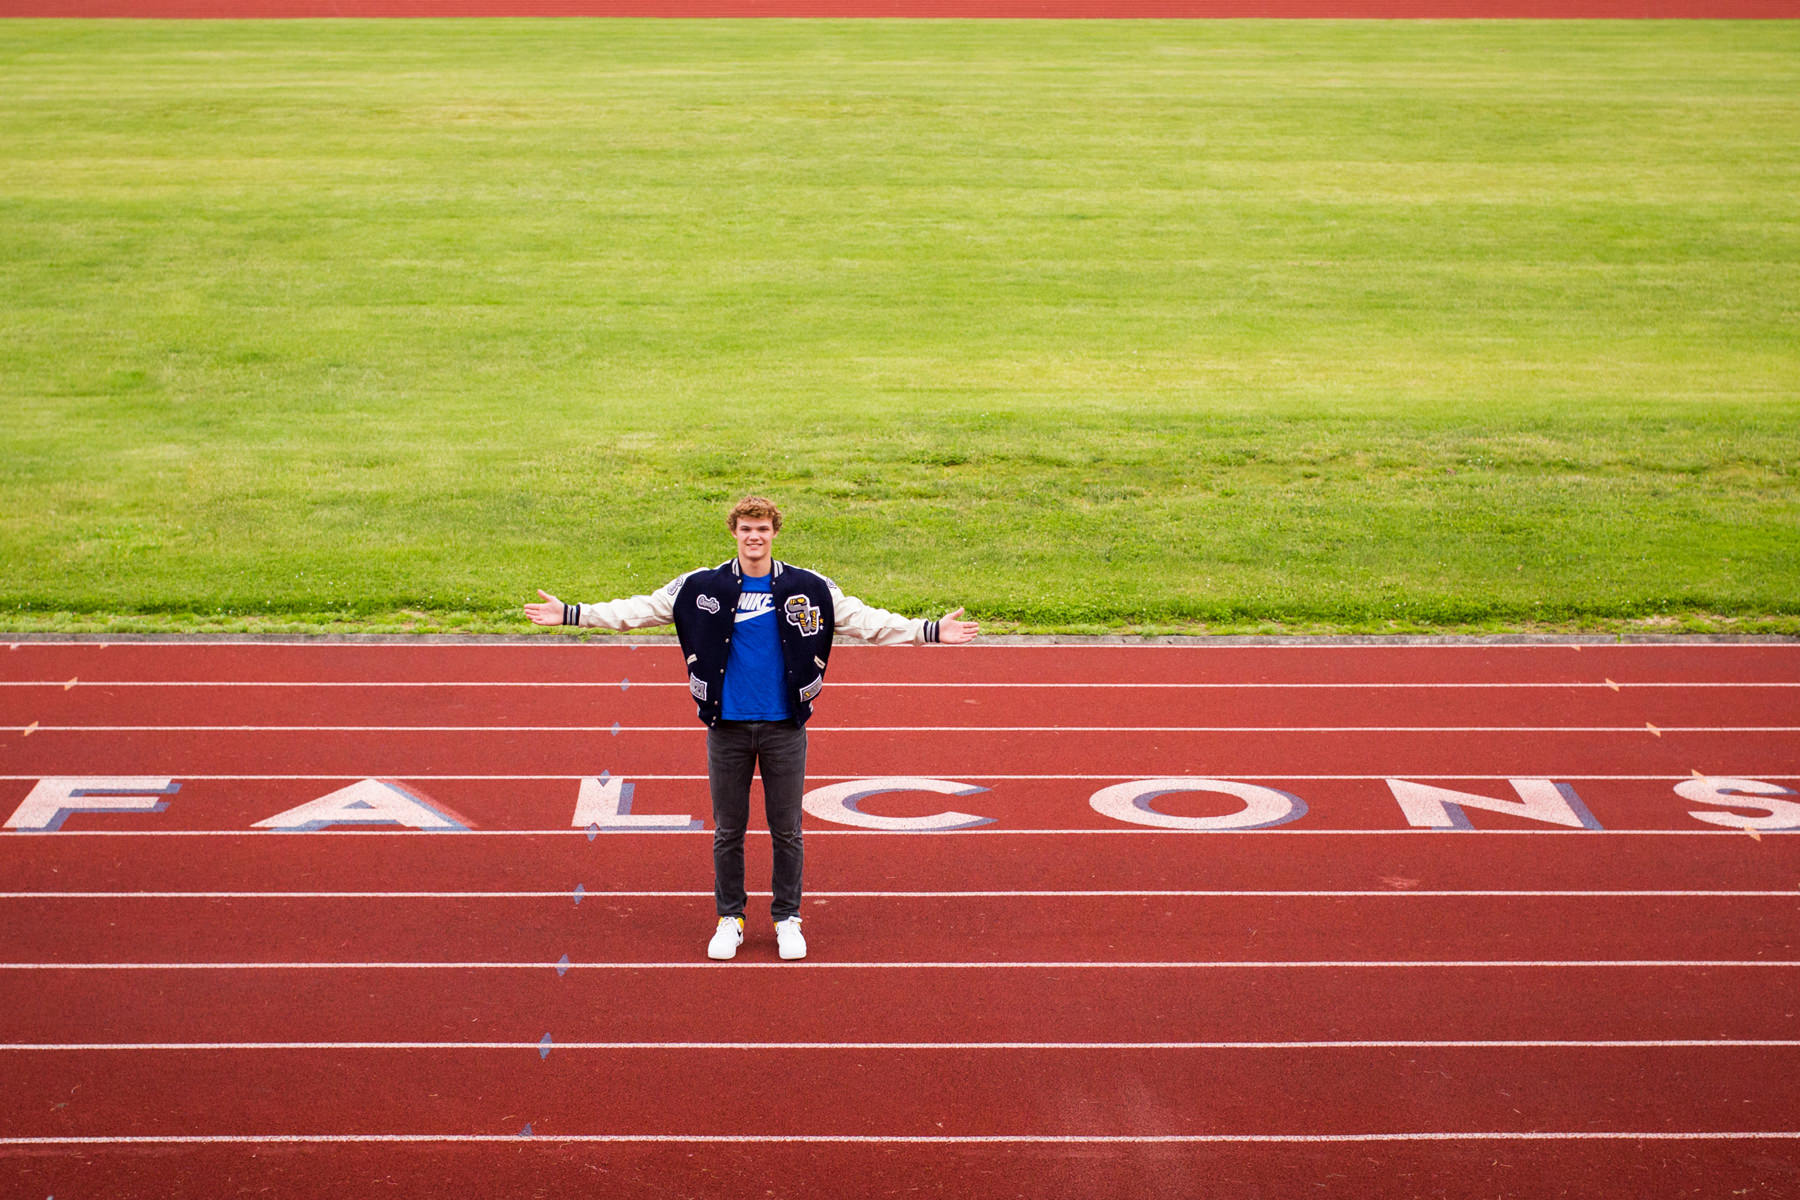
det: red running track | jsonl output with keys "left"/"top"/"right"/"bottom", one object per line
{"left": 1, "top": 637, "right": 1798, "bottom": 1198}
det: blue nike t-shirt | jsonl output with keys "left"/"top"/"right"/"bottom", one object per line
{"left": 721, "top": 573, "right": 793, "bottom": 722}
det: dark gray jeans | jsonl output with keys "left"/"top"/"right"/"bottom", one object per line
{"left": 707, "top": 720, "right": 807, "bottom": 922}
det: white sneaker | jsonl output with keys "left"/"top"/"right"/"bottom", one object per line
{"left": 707, "top": 916, "right": 744, "bottom": 961}
{"left": 775, "top": 916, "right": 806, "bottom": 961}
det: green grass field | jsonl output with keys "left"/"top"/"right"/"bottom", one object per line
{"left": 2, "top": 20, "right": 1795, "bottom": 636}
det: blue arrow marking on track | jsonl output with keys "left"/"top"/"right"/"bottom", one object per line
{"left": 539, "top": 1034, "right": 553, "bottom": 1060}
{"left": 556, "top": 954, "right": 571, "bottom": 976}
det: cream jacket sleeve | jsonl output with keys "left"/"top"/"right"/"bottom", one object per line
{"left": 572, "top": 572, "right": 696, "bottom": 632}
{"left": 829, "top": 582, "right": 934, "bottom": 646}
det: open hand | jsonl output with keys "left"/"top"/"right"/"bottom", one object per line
{"left": 937, "top": 607, "right": 979, "bottom": 645}
{"left": 524, "top": 589, "right": 567, "bottom": 627}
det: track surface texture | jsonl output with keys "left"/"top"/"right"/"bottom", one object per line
{"left": 2, "top": 637, "right": 1798, "bottom": 1199}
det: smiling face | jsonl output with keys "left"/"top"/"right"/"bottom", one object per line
{"left": 732, "top": 516, "right": 777, "bottom": 576}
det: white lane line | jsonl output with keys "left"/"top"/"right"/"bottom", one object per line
{"left": 3, "top": 1132, "right": 1798, "bottom": 1146}
{"left": 12, "top": 724, "right": 1795, "bottom": 734}
{"left": 3, "top": 960, "right": 1796, "bottom": 971}
{"left": 2, "top": 680, "right": 1794, "bottom": 689}
{"left": 2, "top": 889, "right": 1794, "bottom": 900}
{"left": 7, "top": 1039, "right": 1797, "bottom": 1051}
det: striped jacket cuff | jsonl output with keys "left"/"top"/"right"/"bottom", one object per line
{"left": 925, "top": 620, "right": 940, "bottom": 644}
{"left": 563, "top": 603, "right": 579, "bottom": 626}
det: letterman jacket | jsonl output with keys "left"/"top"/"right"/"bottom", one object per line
{"left": 564, "top": 559, "right": 945, "bottom": 728}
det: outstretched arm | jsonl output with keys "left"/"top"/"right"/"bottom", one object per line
{"left": 524, "top": 575, "right": 690, "bottom": 631}
{"left": 833, "top": 586, "right": 979, "bottom": 646}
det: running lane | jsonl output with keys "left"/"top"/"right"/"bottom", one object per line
{"left": 2, "top": 638, "right": 1797, "bottom": 1199}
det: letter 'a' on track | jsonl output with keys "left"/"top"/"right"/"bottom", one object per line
{"left": 251, "top": 780, "right": 466, "bottom": 832}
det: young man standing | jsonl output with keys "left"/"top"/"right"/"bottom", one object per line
{"left": 525, "top": 496, "right": 978, "bottom": 961}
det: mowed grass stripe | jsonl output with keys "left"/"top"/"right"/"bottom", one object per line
{"left": 1, "top": 21, "right": 1795, "bottom": 634}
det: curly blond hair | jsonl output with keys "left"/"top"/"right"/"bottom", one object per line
{"left": 727, "top": 495, "right": 783, "bottom": 532}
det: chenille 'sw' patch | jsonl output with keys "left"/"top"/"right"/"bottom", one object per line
{"left": 783, "top": 595, "right": 824, "bottom": 637}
